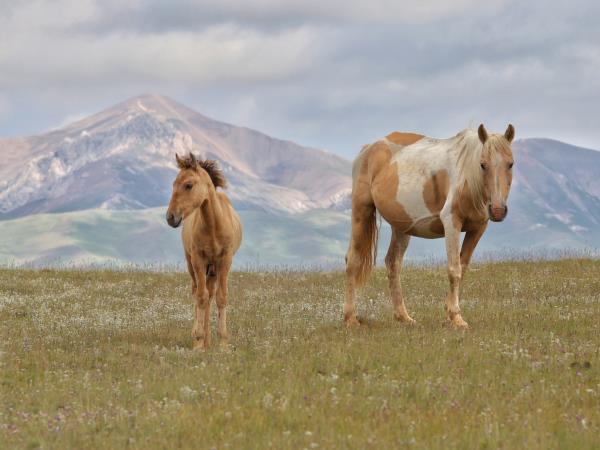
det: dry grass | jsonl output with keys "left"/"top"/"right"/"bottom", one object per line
{"left": 1, "top": 259, "right": 599, "bottom": 449}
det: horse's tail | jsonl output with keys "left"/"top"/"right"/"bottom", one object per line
{"left": 348, "top": 144, "right": 379, "bottom": 287}
{"left": 354, "top": 205, "right": 379, "bottom": 287}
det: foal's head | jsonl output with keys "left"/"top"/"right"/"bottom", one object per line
{"left": 477, "top": 124, "right": 515, "bottom": 222}
{"left": 166, "top": 153, "right": 226, "bottom": 228}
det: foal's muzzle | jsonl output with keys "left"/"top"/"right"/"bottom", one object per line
{"left": 489, "top": 204, "right": 508, "bottom": 222}
{"left": 166, "top": 211, "right": 182, "bottom": 228}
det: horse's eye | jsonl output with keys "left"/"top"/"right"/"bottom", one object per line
{"left": 508, "top": 162, "right": 514, "bottom": 169}
{"left": 480, "top": 163, "right": 487, "bottom": 170}
{"left": 184, "top": 183, "right": 193, "bottom": 191}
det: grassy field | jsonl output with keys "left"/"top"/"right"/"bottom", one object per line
{"left": 1, "top": 260, "right": 599, "bottom": 449}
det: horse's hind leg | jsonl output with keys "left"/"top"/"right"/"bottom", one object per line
{"left": 344, "top": 200, "right": 377, "bottom": 326}
{"left": 385, "top": 228, "right": 414, "bottom": 324}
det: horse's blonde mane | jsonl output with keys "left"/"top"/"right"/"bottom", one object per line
{"left": 455, "top": 129, "right": 511, "bottom": 210}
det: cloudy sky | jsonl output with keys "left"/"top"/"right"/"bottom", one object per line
{"left": 1, "top": 0, "right": 599, "bottom": 157}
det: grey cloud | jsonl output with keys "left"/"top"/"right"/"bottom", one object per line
{"left": 64, "top": 0, "right": 514, "bottom": 33}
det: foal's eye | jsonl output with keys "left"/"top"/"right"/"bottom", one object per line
{"left": 508, "top": 162, "right": 514, "bottom": 169}
{"left": 480, "top": 163, "right": 487, "bottom": 170}
{"left": 184, "top": 183, "right": 193, "bottom": 191}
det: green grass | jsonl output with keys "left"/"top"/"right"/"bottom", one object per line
{"left": 1, "top": 260, "right": 599, "bottom": 449}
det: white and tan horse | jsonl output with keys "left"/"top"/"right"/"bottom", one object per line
{"left": 344, "top": 124, "right": 515, "bottom": 329}
{"left": 166, "top": 153, "right": 242, "bottom": 349}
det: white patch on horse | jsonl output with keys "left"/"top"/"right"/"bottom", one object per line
{"left": 389, "top": 136, "right": 459, "bottom": 236}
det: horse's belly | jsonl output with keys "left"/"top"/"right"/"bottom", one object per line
{"left": 406, "top": 216, "right": 445, "bottom": 239}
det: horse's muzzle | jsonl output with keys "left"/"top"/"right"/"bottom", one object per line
{"left": 166, "top": 212, "right": 182, "bottom": 228}
{"left": 489, "top": 205, "right": 508, "bottom": 222}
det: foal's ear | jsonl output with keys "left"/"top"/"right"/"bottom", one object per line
{"left": 175, "top": 153, "right": 184, "bottom": 169}
{"left": 504, "top": 123, "right": 515, "bottom": 143}
{"left": 478, "top": 124, "right": 488, "bottom": 144}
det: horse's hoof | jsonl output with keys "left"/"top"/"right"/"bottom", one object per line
{"left": 449, "top": 316, "right": 469, "bottom": 330}
{"left": 395, "top": 314, "right": 416, "bottom": 325}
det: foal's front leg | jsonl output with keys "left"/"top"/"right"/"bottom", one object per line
{"left": 191, "top": 257, "right": 209, "bottom": 349}
{"left": 442, "top": 216, "right": 469, "bottom": 329}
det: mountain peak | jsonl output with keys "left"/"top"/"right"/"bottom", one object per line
{"left": 115, "top": 93, "right": 202, "bottom": 120}
{"left": 49, "top": 93, "right": 208, "bottom": 137}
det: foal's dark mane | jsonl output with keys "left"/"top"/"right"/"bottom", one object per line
{"left": 198, "top": 159, "right": 227, "bottom": 189}
{"left": 176, "top": 153, "right": 227, "bottom": 189}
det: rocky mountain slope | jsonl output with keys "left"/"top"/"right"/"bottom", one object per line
{"left": 0, "top": 94, "right": 351, "bottom": 219}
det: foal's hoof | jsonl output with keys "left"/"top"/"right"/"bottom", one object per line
{"left": 345, "top": 315, "right": 360, "bottom": 327}
{"left": 192, "top": 339, "right": 207, "bottom": 350}
{"left": 395, "top": 313, "right": 416, "bottom": 325}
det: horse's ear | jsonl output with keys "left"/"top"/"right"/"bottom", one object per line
{"left": 478, "top": 124, "right": 488, "bottom": 144}
{"left": 189, "top": 152, "right": 197, "bottom": 167}
{"left": 175, "top": 153, "right": 184, "bottom": 169}
{"left": 504, "top": 123, "right": 515, "bottom": 143}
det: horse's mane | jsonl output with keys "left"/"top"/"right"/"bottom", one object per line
{"left": 176, "top": 153, "right": 227, "bottom": 189}
{"left": 455, "top": 129, "right": 511, "bottom": 210}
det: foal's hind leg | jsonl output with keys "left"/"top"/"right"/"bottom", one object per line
{"left": 190, "top": 256, "right": 210, "bottom": 349}
{"left": 215, "top": 255, "right": 233, "bottom": 347}
{"left": 385, "top": 228, "right": 414, "bottom": 324}
{"left": 204, "top": 273, "right": 217, "bottom": 348}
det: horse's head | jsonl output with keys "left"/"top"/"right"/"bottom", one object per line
{"left": 166, "top": 153, "right": 226, "bottom": 228}
{"left": 477, "top": 123, "right": 515, "bottom": 222}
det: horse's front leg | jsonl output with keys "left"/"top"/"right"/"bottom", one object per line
{"left": 442, "top": 216, "right": 469, "bottom": 329}
{"left": 460, "top": 222, "right": 487, "bottom": 278}
{"left": 191, "top": 256, "right": 209, "bottom": 349}
{"left": 385, "top": 227, "right": 414, "bottom": 324}
{"left": 460, "top": 224, "right": 487, "bottom": 278}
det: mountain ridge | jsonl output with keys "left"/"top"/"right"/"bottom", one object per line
{"left": 0, "top": 94, "right": 599, "bottom": 266}
{"left": 0, "top": 94, "right": 352, "bottom": 219}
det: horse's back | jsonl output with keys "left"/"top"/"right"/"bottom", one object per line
{"left": 385, "top": 131, "right": 424, "bottom": 146}
{"left": 354, "top": 132, "right": 456, "bottom": 237}
{"left": 353, "top": 131, "right": 429, "bottom": 186}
